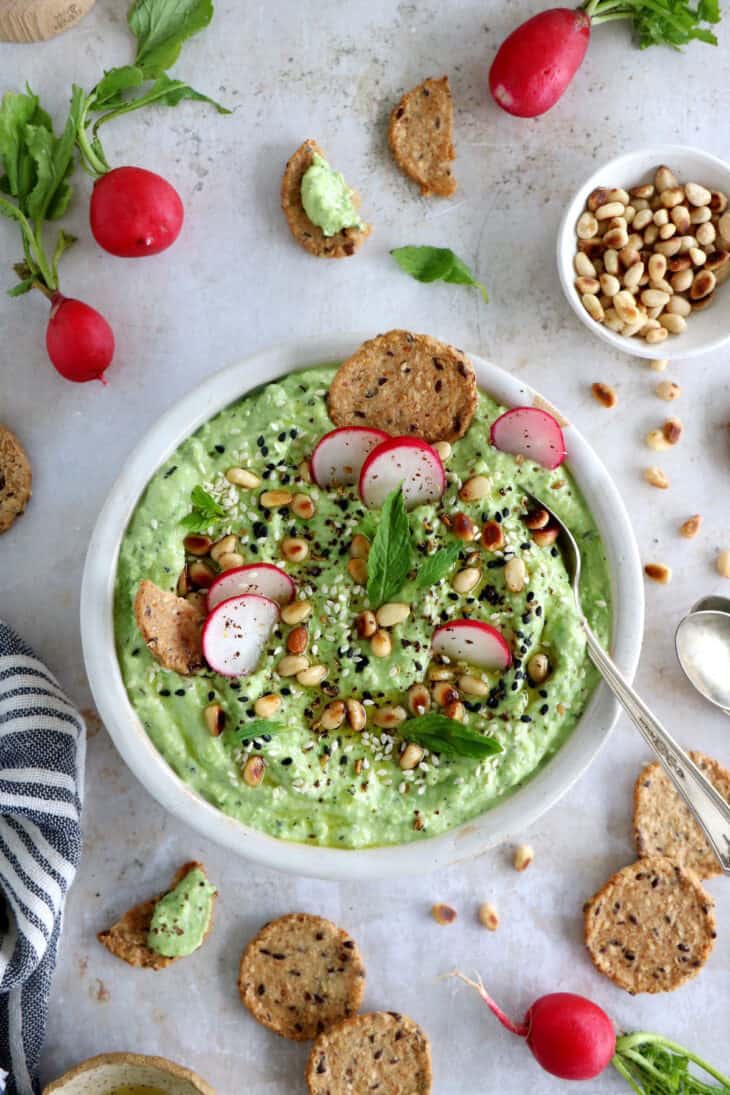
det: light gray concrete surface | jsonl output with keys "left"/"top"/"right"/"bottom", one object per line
{"left": 1, "top": 1, "right": 729, "bottom": 1091}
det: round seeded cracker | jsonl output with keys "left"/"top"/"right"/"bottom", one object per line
{"left": 388, "top": 76, "right": 456, "bottom": 197}
{"left": 238, "top": 913, "right": 366, "bottom": 1041}
{"left": 281, "top": 139, "right": 371, "bottom": 259}
{"left": 0, "top": 425, "right": 32, "bottom": 534}
{"left": 327, "top": 329, "right": 477, "bottom": 443}
{"left": 306, "top": 1011, "right": 432, "bottom": 1095}
{"left": 583, "top": 856, "right": 716, "bottom": 994}
{"left": 633, "top": 750, "right": 730, "bottom": 879}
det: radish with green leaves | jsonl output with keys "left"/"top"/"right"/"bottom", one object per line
{"left": 455, "top": 972, "right": 730, "bottom": 1091}
{"left": 490, "top": 0, "right": 722, "bottom": 118}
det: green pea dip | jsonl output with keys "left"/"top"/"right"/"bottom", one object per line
{"left": 300, "top": 154, "right": 364, "bottom": 237}
{"left": 115, "top": 365, "right": 611, "bottom": 849}
{"left": 148, "top": 866, "right": 216, "bottom": 957}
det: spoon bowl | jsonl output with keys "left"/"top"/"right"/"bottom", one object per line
{"left": 675, "top": 610, "right": 730, "bottom": 713}
{"left": 690, "top": 595, "right": 730, "bottom": 616}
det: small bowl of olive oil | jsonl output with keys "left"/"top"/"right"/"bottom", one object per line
{"left": 43, "top": 1053, "right": 215, "bottom": 1095}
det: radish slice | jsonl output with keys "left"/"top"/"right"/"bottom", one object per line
{"left": 202, "top": 594, "right": 280, "bottom": 678}
{"left": 207, "top": 563, "right": 295, "bottom": 613}
{"left": 359, "top": 437, "right": 446, "bottom": 510}
{"left": 432, "top": 619, "right": 512, "bottom": 671}
{"left": 311, "top": 427, "right": 389, "bottom": 488}
{"left": 490, "top": 407, "right": 567, "bottom": 470}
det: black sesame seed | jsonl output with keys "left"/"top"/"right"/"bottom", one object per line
{"left": 540, "top": 704, "right": 549, "bottom": 715}
{"left": 520, "top": 714, "right": 532, "bottom": 723}
{"left": 281, "top": 757, "right": 293, "bottom": 766}
{"left": 158, "top": 689, "right": 171, "bottom": 697}
{"left": 215, "top": 444, "right": 225, "bottom": 454}
{"left": 256, "top": 435, "right": 265, "bottom": 447}
{"left": 174, "top": 688, "right": 185, "bottom": 696}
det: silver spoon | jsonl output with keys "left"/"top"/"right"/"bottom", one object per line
{"left": 527, "top": 493, "right": 730, "bottom": 875}
{"left": 690, "top": 594, "right": 730, "bottom": 616}
{"left": 676, "top": 610, "right": 730, "bottom": 716}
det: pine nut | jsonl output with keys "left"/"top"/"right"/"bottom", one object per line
{"left": 582, "top": 293, "right": 604, "bottom": 322}
{"left": 650, "top": 358, "right": 668, "bottom": 372}
{"left": 260, "top": 490, "right": 292, "bottom": 509}
{"left": 400, "top": 742, "right": 425, "bottom": 771}
{"left": 645, "top": 327, "right": 668, "bottom": 345}
{"left": 513, "top": 844, "right": 534, "bottom": 871}
{"left": 350, "top": 533, "right": 371, "bottom": 559}
{"left": 646, "top": 429, "right": 670, "bottom": 452}
{"left": 574, "top": 252, "right": 596, "bottom": 278}
{"left": 623, "top": 262, "right": 644, "bottom": 290}
{"left": 603, "top": 226, "right": 628, "bottom": 249}
{"left": 459, "top": 674, "right": 489, "bottom": 697}
{"left": 407, "top": 683, "right": 431, "bottom": 716}
{"left": 689, "top": 205, "right": 711, "bottom": 225}
{"left": 630, "top": 184, "right": 655, "bottom": 200}
{"left": 632, "top": 208, "right": 652, "bottom": 231}
{"left": 653, "top": 207, "right": 669, "bottom": 226}
{"left": 242, "top": 755, "right": 265, "bottom": 787}
{"left": 710, "top": 191, "right": 728, "bottom": 214}
{"left": 685, "top": 181, "right": 711, "bottom": 207}
{"left": 656, "top": 380, "right": 681, "bottom": 400}
{"left": 577, "top": 211, "right": 599, "bottom": 238}
{"left": 434, "top": 440, "right": 452, "bottom": 460}
{"left": 678, "top": 235, "right": 697, "bottom": 253}
{"left": 527, "top": 652, "right": 550, "bottom": 684}
{"left": 595, "top": 201, "right": 625, "bottom": 221}
{"left": 277, "top": 654, "right": 309, "bottom": 676}
{"left": 479, "top": 902, "right": 500, "bottom": 931}
{"left": 604, "top": 309, "right": 623, "bottom": 332}
{"left": 443, "top": 699, "right": 465, "bottom": 721}
{"left": 183, "top": 533, "right": 213, "bottom": 556}
{"left": 370, "top": 629, "right": 392, "bottom": 658}
{"left": 176, "top": 566, "right": 190, "bottom": 596}
{"left": 291, "top": 493, "right": 316, "bottom": 519}
{"left": 643, "top": 224, "right": 659, "bottom": 245}
{"left": 619, "top": 245, "right": 640, "bottom": 268}
{"left": 356, "top": 610, "right": 377, "bottom": 639}
{"left": 459, "top": 475, "right": 491, "bottom": 502}
{"left": 644, "top": 466, "right": 669, "bottom": 489}
{"left": 660, "top": 314, "right": 686, "bottom": 335}
{"left": 428, "top": 663, "right": 454, "bottom": 681}
{"left": 345, "top": 699, "right": 367, "bottom": 731}
{"left": 624, "top": 204, "right": 636, "bottom": 225}
{"left": 210, "top": 534, "right": 237, "bottom": 562}
{"left": 654, "top": 238, "right": 682, "bottom": 257}
{"left": 432, "top": 680, "right": 459, "bottom": 707}
{"left": 607, "top": 187, "right": 630, "bottom": 204}
{"left": 452, "top": 512, "right": 478, "bottom": 542}
{"left": 655, "top": 166, "right": 678, "bottom": 192}
{"left": 296, "top": 665, "right": 328, "bottom": 687}
{"left": 575, "top": 275, "right": 600, "bottom": 295}
{"left": 481, "top": 520, "right": 504, "bottom": 550}
{"left": 599, "top": 273, "right": 620, "bottom": 297}
{"left": 504, "top": 557, "right": 527, "bottom": 593}
{"left": 204, "top": 704, "right": 226, "bottom": 736}
{"left": 690, "top": 270, "right": 716, "bottom": 300}
{"left": 286, "top": 625, "right": 308, "bottom": 655}
{"left": 671, "top": 268, "right": 693, "bottom": 293}
{"left": 716, "top": 550, "right": 730, "bottom": 578}
{"left": 679, "top": 515, "right": 702, "bottom": 539}
{"left": 696, "top": 222, "right": 716, "bottom": 248}
{"left": 281, "top": 599, "right": 312, "bottom": 625}
{"left": 587, "top": 187, "right": 611, "bottom": 212}
{"left": 690, "top": 247, "right": 707, "bottom": 267}
{"left": 532, "top": 526, "right": 559, "bottom": 547}
{"left": 641, "top": 288, "right": 669, "bottom": 309}
{"left": 452, "top": 567, "right": 481, "bottom": 594}
{"left": 373, "top": 705, "right": 407, "bottom": 729}
{"left": 719, "top": 212, "right": 730, "bottom": 241}
{"left": 218, "top": 552, "right": 244, "bottom": 571}
{"left": 670, "top": 205, "right": 691, "bottom": 233}
{"left": 281, "top": 537, "right": 309, "bottom": 562}
{"left": 658, "top": 223, "right": 676, "bottom": 241}
{"left": 320, "top": 701, "right": 346, "bottom": 731}
{"left": 431, "top": 902, "right": 457, "bottom": 925}
{"left": 660, "top": 187, "right": 685, "bottom": 208}
{"left": 297, "top": 459, "right": 313, "bottom": 484}
{"left": 226, "top": 467, "right": 261, "bottom": 489}
{"left": 645, "top": 562, "right": 672, "bottom": 584}
{"left": 347, "top": 557, "right": 368, "bottom": 584}
{"left": 188, "top": 560, "right": 216, "bottom": 588}
{"left": 647, "top": 253, "right": 667, "bottom": 282}
{"left": 613, "top": 290, "right": 640, "bottom": 324}
{"left": 254, "top": 693, "right": 282, "bottom": 718}
{"left": 376, "top": 602, "right": 411, "bottom": 628}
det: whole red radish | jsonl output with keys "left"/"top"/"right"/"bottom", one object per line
{"left": 90, "top": 166, "right": 184, "bottom": 258}
{"left": 489, "top": 9, "right": 590, "bottom": 117}
{"left": 46, "top": 294, "right": 115, "bottom": 383}
{"left": 455, "top": 974, "right": 615, "bottom": 1081}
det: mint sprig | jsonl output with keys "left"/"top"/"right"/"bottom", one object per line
{"left": 180, "top": 485, "right": 225, "bottom": 531}
{"left": 401, "top": 714, "right": 502, "bottom": 759}
{"left": 414, "top": 542, "right": 462, "bottom": 590}
{"left": 366, "top": 486, "right": 413, "bottom": 607}
{"left": 224, "top": 719, "right": 281, "bottom": 745}
{"left": 391, "top": 246, "right": 489, "bottom": 303}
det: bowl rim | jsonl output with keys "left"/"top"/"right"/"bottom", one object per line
{"left": 80, "top": 332, "right": 644, "bottom": 880}
{"left": 556, "top": 143, "right": 730, "bottom": 361}
{"left": 43, "top": 1052, "right": 215, "bottom": 1095}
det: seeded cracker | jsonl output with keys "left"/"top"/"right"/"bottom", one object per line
{"left": 97, "top": 862, "right": 214, "bottom": 971}
{"left": 134, "top": 579, "right": 205, "bottom": 675}
{"left": 583, "top": 856, "right": 716, "bottom": 994}
{"left": 306, "top": 1011, "right": 432, "bottom": 1095}
{"left": 281, "top": 139, "right": 371, "bottom": 259}
{"left": 238, "top": 913, "right": 366, "bottom": 1041}
{"left": 0, "top": 425, "right": 32, "bottom": 533}
{"left": 388, "top": 76, "right": 456, "bottom": 197}
{"left": 327, "top": 330, "right": 477, "bottom": 443}
{"left": 633, "top": 750, "right": 730, "bottom": 879}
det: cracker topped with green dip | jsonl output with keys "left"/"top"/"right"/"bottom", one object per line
{"left": 281, "top": 139, "right": 371, "bottom": 258}
{"left": 115, "top": 331, "right": 611, "bottom": 850}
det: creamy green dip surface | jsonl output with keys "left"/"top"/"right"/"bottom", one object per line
{"left": 148, "top": 866, "right": 216, "bottom": 957}
{"left": 115, "top": 365, "right": 611, "bottom": 849}
{"left": 300, "top": 154, "right": 363, "bottom": 237}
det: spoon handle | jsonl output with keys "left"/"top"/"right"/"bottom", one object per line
{"left": 582, "top": 623, "right": 730, "bottom": 875}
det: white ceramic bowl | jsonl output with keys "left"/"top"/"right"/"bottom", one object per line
{"left": 43, "top": 1053, "right": 215, "bottom": 1095}
{"left": 81, "top": 334, "right": 644, "bottom": 880}
{"left": 557, "top": 145, "right": 730, "bottom": 360}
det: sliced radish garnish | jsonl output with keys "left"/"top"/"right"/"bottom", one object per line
{"left": 359, "top": 436, "right": 445, "bottom": 510}
{"left": 207, "top": 563, "right": 295, "bottom": 613}
{"left": 432, "top": 619, "right": 512, "bottom": 671}
{"left": 490, "top": 407, "right": 567, "bottom": 471}
{"left": 311, "top": 427, "right": 389, "bottom": 488}
{"left": 202, "top": 594, "right": 280, "bottom": 678}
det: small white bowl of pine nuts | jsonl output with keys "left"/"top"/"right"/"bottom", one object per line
{"left": 558, "top": 146, "right": 730, "bottom": 359}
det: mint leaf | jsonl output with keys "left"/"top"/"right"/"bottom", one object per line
{"left": 180, "top": 485, "right": 225, "bottom": 530}
{"left": 129, "top": 0, "right": 215, "bottom": 76}
{"left": 367, "top": 486, "right": 413, "bottom": 607}
{"left": 401, "top": 714, "right": 502, "bottom": 759}
{"left": 414, "top": 542, "right": 462, "bottom": 590}
{"left": 391, "top": 246, "right": 489, "bottom": 303}
{"left": 224, "top": 719, "right": 281, "bottom": 745}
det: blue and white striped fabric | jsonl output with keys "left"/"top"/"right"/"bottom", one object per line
{"left": 0, "top": 622, "right": 85, "bottom": 1095}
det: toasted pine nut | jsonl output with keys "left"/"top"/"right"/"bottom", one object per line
{"left": 719, "top": 212, "right": 730, "bottom": 241}
{"left": 670, "top": 205, "right": 691, "bottom": 233}
{"left": 254, "top": 693, "right": 282, "bottom": 718}
{"left": 643, "top": 223, "right": 659, "bottom": 245}
{"left": 277, "top": 654, "right": 309, "bottom": 677}
{"left": 479, "top": 902, "right": 500, "bottom": 931}
{"left": 655, "top": 166, "right": 678, "bottom": 192}
{"left": 678, "top": 234, "right": 698, "bottom": 253}
{"left": 459, "top": 475, "right": 491, "bottom": 503}
{"left": 685, "top": 181, "right": 711, "bottom": 207}
{"left": 645, "top": 562, "right": 672, "bottom": 584}
{"left": 210, "top": 534, "right": 237, "bottom": 562}
{"left": 632, "top": 208, "right": 652, "bottom": 231}
{"left": 532, "top": 526, "right": 559, "bottom": 547}
{"left": 645, "top": 327, "right": 668, "bottom": 345}
{"left": 459, "top": 674, "right": 489, "bottom": 697}
{"left": 443, "top": 699, "right": 465, "bottom": 721}
{"left": 504, "top": 557, "right": 527, "bottom": 593}
{"left": 659, "top": 313, "right": 686, "bottom": 335}
{"left": 574, "top": 252, "right": 596, "bottom": 278}
{"left": 710, "top": 191, "right": 728, "bottom": 214}
{"left": 345, "top": 698, "right": 367, "bottom": 731}
{"left": 696, "top": 222, "right": 716, "bottom": 248}
{"left": 527, "top": 652, "right": 550, "bottom": 684}
{"left": 320, "top": 701, "right": 346, "bottom": 731}
{"left": 689, "top": 204, "right": 711, "bottom": 225}
{"left": 654, "top": 238, "right": 682, "bottom": 257}
{"left": 649, "top": 358, "right": 668, "bottom": 372}
{"left": 281, "top": 537, "right": 309, "bottom": 562}
{"left": 653, "top": 207, "right": 669, "bottom": 226}
{"left": 576, "top": 276, "right": 600, "bottom": 295}
{"left": 204, "top": 704, "right": 226, "bottom": 736}
{"left": 373, "top": 705, "right": 407, "bottom": 729}
{"left": 599, "top": 273, "right": 620, "bottom": 297}
{"left": 356, "top": 610, "right": 377, "bottom": 639}
{"left": 667, "top": 295, "right": 691, "bottom": 317}
{"left": 297, "top": 459, "right": 313, "bottom": 484}
{"left": 183, "top": 533, "right": 213, "bottom": 556}
{"left": 513, "top": 844, "right": 534, "bottom": 871}
{"left": 434, "top": 440, "right": 452, "bottom": 460}
{"left": 452, "top": 567, "right": 481, "bottom": 595}
{"left": 659, "top": 223, "right": 676, "bottom": 241}
{"left": 576, "top": 211, "right": 599, "bottom": 238}
{"left": 647, "top": 253, "right": 667, "bottom": 282}
{"left": 376, "top": 602, "right": 411, "bottom": 628}
{"left": 603, "top": 226, "right": 628, "bottom": 249}
{"left": 281, "top": 599, "right": 312, "bottom": 625}
{"left": 603, "top": 248, "right": 619, "bottom": 274}
{"left": 715, "top": 550, "right": 730, "bottom": 579}
{"left": 671, "top": 268, "right": 693, "bottom": 293}
{"left": 296, "top": 664, "right": 328, "bottom": 687}
{"left": 646, "top": 429, "right": 670, "bottom": 452}
{"left": 591, "top": 382, "right": 617, "bottom": 409}
{"left": 603, "top": 309, "right": 623, "bottom": 332}
{"left": 432, "top": 680, "right": 460, "bottom": 707}
{"left": 407, "top": 683, "right": 431, "bottom": 716}
{"left": 226, "top": 467, "right": 260, "bottom": 489}
{"left": 242, "top": 755, "right": 265, "bottom": 787}
{"left": 286, "top": 625, "right": 308, "bottom": 655}
{"left": 641, "top": 288, "right": 670, "bottom": 309}
{"left": 347, "top": 557, "right": 368, "bottom": 584}
{"left": 370, "top": 629, "right": 392, "bottom": 658}
{"left": 679, "top": 515, "right": 702, "bottom": 539}
{"left": 690, "top": 247, "right": 707, "bottom": 267}
{"left": 660, "top": 187, "right": 685, "bottom": 209}
{"left": 644, "top": 466, "right": 669, "bottom": 489}
{"left": 431, "top": 903, "right": 457, "bottom": 925}
{"left": 619, "top": 244, "right": 641, "bottom": 268}
{"left": 656, "top": 380, "right": 681, "bottom": 401}
{"left": 428, "top": 663, "right": 455, "bottom": 682}
{"left": 188, "top": 560, "right": 216, "bottom": 588}
{"left": 260, "top": 489, "right": 292, "bottom": 509}
{"left": 400, "top": 742, "right": 425, "bottom": 771}
{"left": 690, "top": 269, "right": 716, "bottom": 300}
{"left": 630, "top": 183, "right": 655, "bottom": 200}
{"left": 218, "top": 552, "right": 244, "bottom": 571}
{"left": 662, "top": 417, "right": 683, "bottom": 444}
{"left": 623, "top": 262, "right": 644, "bottom": 291}
{"left": 291, "top": 493, "right": 316, "bottom": 519}
{"left": 595, "top": 201, "right": 625, "bottom": 221}
{"left": 613, "top": 290, "right": 640, "bottom": 325}
{"left": 481, "top": 520, "right": 504, "bottom": 550}
{"left": 350, "top": 533, "right": 371, "bottom": 559}
{"left": 452, "top": 512, "right": 478, "bottom": 542}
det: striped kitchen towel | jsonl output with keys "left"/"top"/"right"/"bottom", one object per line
{"left": 0, "top": 622, "right": 85, "bottom": 1095}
